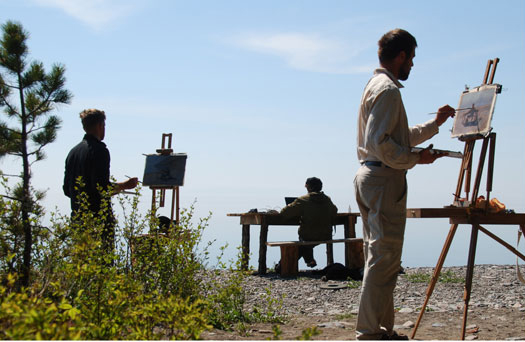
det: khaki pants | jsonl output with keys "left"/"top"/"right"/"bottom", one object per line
{"left": 354, "top": 165, "right": 407, "bottom": 340}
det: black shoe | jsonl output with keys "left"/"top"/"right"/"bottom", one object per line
{"left": 381, "top": 331, "right": 409, "bottom": 340}
{"left": 275, "top": 261, "right": 281, "bottom": 274}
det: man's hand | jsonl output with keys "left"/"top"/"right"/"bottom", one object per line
{"left": 435, "top": 104, "right": 455, "bottom": 126}
{"left": 113, "top": 177, "right": 139, "bottom": 194}
{"left": 417, "top": 144, "right": 447, "bottom": 164}
{"left": 121, "top": 177, "right": 138, "bottom": 190}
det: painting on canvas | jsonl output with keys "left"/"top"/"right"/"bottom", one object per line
{"left": 142, "top": 154, "right": 187, "bottom": 187}
{"left": 451, "top": 84, "right": 498, "bottom": 139}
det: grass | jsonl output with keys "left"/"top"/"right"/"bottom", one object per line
{"left": 404, "top": 269, "right": 464, "bottom": 284}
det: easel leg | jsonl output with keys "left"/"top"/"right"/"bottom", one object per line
{"left": 411, "top": 224, "right": 458, "bottom": 339}
{"left": 461, "top": 224, "right": 479, "bottom": 340}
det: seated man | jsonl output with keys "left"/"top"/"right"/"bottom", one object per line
{"left": 279, "top": 177, "right": 338, "bottom": 268}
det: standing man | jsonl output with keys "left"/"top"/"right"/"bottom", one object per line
{"left": 63, "top": 109, "right": 138, "bottom": 252}
{"left": 279, "top": 177, "right": 338, "bottom": 269}
{"left": 354, "top": 29, "right": 455, "bottom": 340}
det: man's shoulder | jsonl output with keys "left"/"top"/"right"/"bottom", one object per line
{"left": 368, "top": 73, "right": 400, "bottom": 93}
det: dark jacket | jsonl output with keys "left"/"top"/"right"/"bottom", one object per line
{"left": 280, "top": 192, "right": 338, "bottom": 241}
{"left": 63, "top": 134, "right": 111, "bottom": 213}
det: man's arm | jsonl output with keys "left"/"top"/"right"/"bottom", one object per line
{"left": 409, "top": 105, "right": 455, "bottom": 146}
{"left": 112, "top": 177, "right": 138, "bottom": 194}
{"left": 280, "top": 198, "right": 303, "bottom": 218}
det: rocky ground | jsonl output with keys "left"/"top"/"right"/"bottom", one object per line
{"left": 201, "top": 265, "right": 525, "bottom": 340}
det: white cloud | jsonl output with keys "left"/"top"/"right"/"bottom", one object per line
{"left": 233, "top": 32, "right": 374, "bottom": 74}
{"left": 32, "top": 0, "right": 142, "bottom": 30}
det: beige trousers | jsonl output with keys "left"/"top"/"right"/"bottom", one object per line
{"left": 354, "top": 165, "right": 408, "bottom": 340}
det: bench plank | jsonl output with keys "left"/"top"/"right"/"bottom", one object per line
{"left": 267, "top": 238, "right": 364, "bottom": 277}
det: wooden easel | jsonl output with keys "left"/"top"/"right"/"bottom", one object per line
{"left": 150, "top": 133, "right": 180, "bottom": 224}
{"left": 411, "top": 58, "right": 525, "bottom": 340}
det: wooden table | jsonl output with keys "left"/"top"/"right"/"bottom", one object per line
{"left": 227, "top": 212, "right": 360, "bottom": 274}
{"left": 406, "top": 207, "right": 525, "bottom": 340}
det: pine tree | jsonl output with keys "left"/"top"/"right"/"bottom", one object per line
{"left": 0, "top": 21, "right": 72, "bottom": 287}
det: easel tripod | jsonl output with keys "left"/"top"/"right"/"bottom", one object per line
{"left": 150, "top": 133, "right": 181, "bottom": 224}
{"left": 411, "top": 58, "right": 525, "bottom": 340}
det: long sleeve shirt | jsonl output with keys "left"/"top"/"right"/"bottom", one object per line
{"left": 357, "top": 68, "right": 439, "bottom": 170}
{"left": 280, "top": 192, "right": 338, "bottom": 241}
{"left": 63, "top": 134, "right": 112, "bottom": 213}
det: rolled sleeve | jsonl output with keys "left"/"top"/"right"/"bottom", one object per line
{"left": 409, "top": 119, "right": 439, "bottom": 146}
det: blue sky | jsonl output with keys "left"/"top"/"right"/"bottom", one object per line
{"left": 1, "top": 0, "right": 524, "bottom": 268}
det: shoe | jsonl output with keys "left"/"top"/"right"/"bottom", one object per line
{"left": 306, "top": 260, "right": 317, "bottom": 268}
{"left": 275, "top": 261, "right": 281, "bottom": 274}
{"left": 380, "top": 331, "right": 409, "bottom": 340}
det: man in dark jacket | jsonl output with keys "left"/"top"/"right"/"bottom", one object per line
{"left": 280, "top": 177, "right": 338, "bottom": 267}
{"left": 63, "top": 109, "right": 138, "bottom": 251}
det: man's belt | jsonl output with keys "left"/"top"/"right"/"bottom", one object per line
{"left": 362, "top": 161, "right": 391, "bottom": 168}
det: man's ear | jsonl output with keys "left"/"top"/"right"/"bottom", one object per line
{"left": 396, "top": 50, "right": 407, "bottom": 64}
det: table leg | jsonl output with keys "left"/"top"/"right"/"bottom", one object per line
{"left": 344, "top": 216, "right": 356, "bottom": 268}
{"left": 258, "top": 218, "right": 268, "bottom": 275}
{"left": 241, "top": 224, "right": 250, "bottom": 270}
{"left": 412, "top": 223, "right": 459, "bottom": 339}
{"left": 326, "top": 243, "right": 334, "bottom": 265}
{"left": 461, "top": 223, "right": 479, "bottom": 340}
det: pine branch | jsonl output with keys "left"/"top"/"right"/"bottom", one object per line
{"left": 0, "top": 173, "right": 21, "bottom": 178}
{"left": 0, "top": 194, "right": 21, "bottom": 201}
{"left": 0, "top": 93, "right": 20, "bottom": 117}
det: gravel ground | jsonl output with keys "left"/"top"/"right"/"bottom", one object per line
{"left": 201, "top": 264, "right": 525, "bottom": 340}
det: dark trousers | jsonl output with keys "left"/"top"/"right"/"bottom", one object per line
{"left": 298, "top": 245, "right": 315, "bottom": 263}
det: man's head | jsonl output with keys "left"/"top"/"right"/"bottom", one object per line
{"left": 80, "top": 109, "right": 106, "bottom": 140}
{"left": 305, "top": 177, "right": 322, "bottom": 193}
{"left": 378, "top": 29, "right": 417, "bottom": 81}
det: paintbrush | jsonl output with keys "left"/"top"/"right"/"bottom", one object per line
{"left": 427, "top": 107, "right": 472, "bottom": 115}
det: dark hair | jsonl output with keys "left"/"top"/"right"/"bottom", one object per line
{"left": 378, "top": 29, "right": 417, "bottom": 64}
{"left": 79, "top": 108, "right": 106, "bottom": 131}
{"left": 305, "top": 177, "right": 322, "bottom": 192}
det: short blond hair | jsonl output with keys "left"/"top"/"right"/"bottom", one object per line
{"left": 79, "top": 109, "right": 105, "bottom": 131}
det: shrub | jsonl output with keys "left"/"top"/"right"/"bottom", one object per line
{"left": 0, "top": 183, "right": 282, "bottom": 338}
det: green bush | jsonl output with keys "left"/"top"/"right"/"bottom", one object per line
{"left": 0, "top": 182, "right": 283, "bottom": 338}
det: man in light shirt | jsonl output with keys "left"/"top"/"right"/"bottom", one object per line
{"left": 354, "top": 29, "right": 455, "bottom": 340}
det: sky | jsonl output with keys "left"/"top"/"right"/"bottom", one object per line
{"left": 0, "top": 0, "right": 524, "bottom": 269}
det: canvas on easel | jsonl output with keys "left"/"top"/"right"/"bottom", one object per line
{"left": 451, "top": 83, "right": 500, "bottom": 140}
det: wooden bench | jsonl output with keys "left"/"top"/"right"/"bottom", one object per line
{"left": 267, "top": 238, "right": 364, "bottom": 277}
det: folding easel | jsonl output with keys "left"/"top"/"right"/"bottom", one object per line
{"left": 150, "top": 133, "right": 180, "bottom": 224}
{"left": 411, "top": 58, "right": 525, "bottom": 340}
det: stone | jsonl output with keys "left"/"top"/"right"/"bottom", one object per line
{"left": 399, "top": 307, "right": 413, "bottom": 313}
{"left": 403, "top": 321, "right": 415, "bottom": 328}
{"left": 466, "top": 324, "right": 478, "bottom": 330}
{"left": 317, "top": 322, "right": 346, "bottom": 329}
{"left": 432, "top": 322, "right": 446, "bottom": 327}
{"left": 465, "top": 335, "right": 478, "bottom": 340}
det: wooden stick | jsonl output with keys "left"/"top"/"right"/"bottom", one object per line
{"left": 471, "top": 137, "right": 489, "bottom": 203}
{"left": 411, "top": 224, "right": 459, "bottom": 339}
{"left": 488, "top": 58, "right": 500, "bottom": 85}
{"left": 461, "top": 223, "right": 480, "bottom": 340}
{"left": 483, "top": 59, "right": 493, "bottom": 84}
{"left": 486, "top": 133, "right": 496, "bottom": 205}
{"left": 478, "top": 225, "right": 525, "bottom": 262}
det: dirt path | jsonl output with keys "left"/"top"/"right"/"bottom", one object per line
{"left": 201, "top": 308, "right": 525, "bottom": 340}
